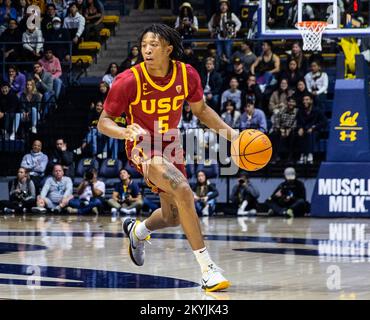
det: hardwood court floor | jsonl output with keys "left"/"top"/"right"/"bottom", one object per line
{"left": 0, "top": 214, "right": 369, "bottom": 300}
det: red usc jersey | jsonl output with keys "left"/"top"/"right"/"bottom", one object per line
{"left": 103, "top": 60, "right": 204, "bottom": 192}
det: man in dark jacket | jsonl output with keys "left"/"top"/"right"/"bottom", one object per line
{"left": 0, "top": 19, "right": 23, "bottom": 62}
{"left": 44, "top": 16, "right": 71, "bottom": 62}
{"left": 231, "top": 172, "right": 260, "bottom": 215}
{"left": 0, "top": 81, "right": 21, "bottom": 140}
{"left": 225, "top": 57, "right": 249, "bottom": 91}
{"left": 48, "top": 138, "right": 75, "bottom": 178}
{"left": 242, "top": 74, "right": 263, "bottom": 109}
{"left": 266, "top": 167, "right": 308, "bottom": 217}
{"left": 201, "top": 57, "right": 223, "bottom": 113}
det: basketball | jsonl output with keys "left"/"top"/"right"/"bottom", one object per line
{"left": 231, "top": 129, "right": 272, "bottom": 171}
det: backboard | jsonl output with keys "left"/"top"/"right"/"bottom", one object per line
{"left": 258, "top": 0, "right": 370, "bottom": 39}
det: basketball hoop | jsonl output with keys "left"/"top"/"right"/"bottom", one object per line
{"left": 295, "top": 21, "right": 328, "bottom": 51}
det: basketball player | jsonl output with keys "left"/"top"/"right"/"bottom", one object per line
{"left": 97, "top": 24, "right": 238, "bottom": 292}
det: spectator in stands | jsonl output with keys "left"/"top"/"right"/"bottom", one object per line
{"left": 32, "top": 164, "right": 73, "bottom": 214}
{"left": 0, "top": 81, "right": 21, "bottom": 140}
{"left": 269, "top": 95, "right": 298, "bottom": 163}
{"left": 0, "top": 167, "right": 36, "bottom": 214}
{"left": 179, "top": 102, "right": 198, "bottom": 130}
{"left": 192, "top": 170, "right": 219, "bottom": 216}
{"left": 269, "top": 78, "right": 293, "bottom": 119}
{"left": 119, "top": 45, "right": 140, "bottom": 72}
{"left": 240, "top": 99, "right": 267, "bottom": 133}
{"left": 250, "top": 40, "right": 280, "bottom": 91}
{"left": 293, "top": 79, "right": 309, "bottom": 109}
{"left": 50, "top": 0, "right": 69, "bottom": 18}
{"left": 0, "top": 0, "right": 17, "bottom": 35}
{"left": 48, "top": 138, "right": 75, "bottom": 178}
{"left": 221, "top": 100, "right": 240, "bottom": 128}
{"left": 266, "top": 167, "right": 307, "bottom": 217}
{"left": 63, "top": 2, "right": 85, "bottom": 52}
{"left": 221, "top": 77, "right": 241, "bottom": 111}
{"left": 201, "top": 57, "right": 222, "bottom": 112}
{"left": 20, "top": 79, "right": 42, "bottom": 134}
{"left": 182, "top": 43, "right": 201, "bottom": 72}
{"left": 175, "top": 2, "right": 198, "bottom": 39}
{"left": 107, "top": 169, "right": 143, "bottom": 217}
{"left": 243, "top": 74, "right": 263, "bottom": 109}
{"left": 226, "top": 57, "right": 248, "bottom": 91}
{"left": 288, "top": 41, "right": 308, "bottom": 74}
{"left": 208, "top": 0, "right": 241, "bottom": 60}
{"left": 231, "top": 172, "right": 259, "bottom": 216}
{"left": 0, "top": 19, "right": 22, "bottom": 62}
{"left": 102, "top": 62, "right": 119, "bottom": 87}
{"left": 44, "top": 16, "right": 71, "bottom": 62}
{"left": 90, "top": 81, "right": 109, "bottom": 110}
{"left": 66, "top": 168, "right": 105, "bottom": 215}
{"left": 204, "top": 43, "right": 221, "bottom": 72}
{"left": 296, "top": 93, "right": 327, "bottom": 164}
{"left": 287, "top": 0, "right": 314, "bottom": 29}
{"left": 26, "top": 0, "right": 46, "bottom": 15}
{"left": 33, "top": 62, "right": 55, "bottom": 119}
{"left": 280, "top": 58, "right": 304, "bottom": 90}
{"left": 83, "top": 0, "right": 103, "bottom": 41}
{"left": 15, "top": 0, "right": 27, "bottom": 24}
{"left": 42, "top": 3, "right": 60, "bottom": 37}
{"left": 38, "top": 49, "right": 63, "bottom": 99}
{"left": 4, "top": 64, "right": 26, "bottom": 97}
{"left": 22, "top": 24, "right": 43, "bottom": 62}
{"left": 20, "top": 140, "right": 48, "bottom": 191}
{"left": 304, "top": 60, "right": 328, "bottom": 109}
{"left": 230, "top": 39, "right": 257, "bottom": 74}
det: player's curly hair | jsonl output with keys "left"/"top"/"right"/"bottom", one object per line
{"left": 139, "top": 23, "right": 184, "bottom": 60}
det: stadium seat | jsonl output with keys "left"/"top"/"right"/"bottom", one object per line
{"left": 71, "top": 55, "right": 93, "bottom": 65}
{"left": 102, "top": 15, "right": 120, "bottom": 35}
{"left": 74, "top": 158, "right": 100, "bottom": 186}
{"left": 99, "top": 158, "right": 122, "bottom": 187}
{"left": 99, "top": 28, "right": 111, "bottom": 49}
{"left": 123, "top": 161, "right": 142, "bottom": 179}
{"left": 78, "top": 42, "right": 102, "bottom": 63}
{"left": 185, "top": 163, "right": 195, "bottom": 179}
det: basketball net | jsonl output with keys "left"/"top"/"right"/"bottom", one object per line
{"left": 295, "top": 21, "right": 328, "bottom": 51}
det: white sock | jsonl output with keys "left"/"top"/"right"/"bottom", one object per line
{"left": 126, "top": 208, "right": 137, "bottom": 215}
{"left": 134, "top": 220, "right": 151, "bottom": 240}
{"left": 193, "top": 247, "right": 215, "bottom": 272}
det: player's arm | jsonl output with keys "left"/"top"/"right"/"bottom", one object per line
{"left": 189, "top": 99, "right": 239, "bottom": 142}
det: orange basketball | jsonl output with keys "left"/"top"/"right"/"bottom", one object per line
{"left": 231, "top": 129, "right": 272, "bottom": 171}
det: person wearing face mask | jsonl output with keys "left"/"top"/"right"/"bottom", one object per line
{"left": 42, "top": 3, "right": 61, "bottom": 36}
{"left": 0, "top": 18, "right": 22, "bottom": 61}
{"left": 44, "top": 16, "right": 71, "bottom": 62}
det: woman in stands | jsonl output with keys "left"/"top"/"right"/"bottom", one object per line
{"left": 20, "top": 79, "right": 42, "bottom": 134}
{"left": 119, "top": 45, "right": 140, "bottom": 72}
{"left": 102, "top": 62, "right": 119, "bottom": 87}
{"left": 280, "top": 58, "right": 304, "bottom": 90}
{"left": 304, "top": 59, "right": 328, "bottom": 110}
{"left": 174, "top": 2, "right": 199, "bottom": 39}
{"left": 83, "top": 0, "right": 104, "bottom": 41}
{"left": 192, "top": 170, "right": 219, "bottom": 216}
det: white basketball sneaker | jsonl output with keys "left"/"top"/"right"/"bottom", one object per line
{"left": 122, "top": 218, "right": 150, "bottom": 266}
{"left": 201, "top": 264, "right": 230, "bottom": 292}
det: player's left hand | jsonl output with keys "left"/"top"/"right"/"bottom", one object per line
{"left": 123, "top": 123, "right": 147, "bottom": 141}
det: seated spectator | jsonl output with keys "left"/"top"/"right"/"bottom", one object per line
{"left": 107, "top": 169, "right": 143, "bottom": 217}
{"left": 179, "top": 102, "right": 198, "bottom": 130}
{"left": 44, "top": 16, "right": 71, "bottom": 62}
{"left": 41, "top": 3, "right": 60, "bottom": 37}
{"left": 20, "top": 79, "right": 42, "bottom": 134}
{"left": 63, "top": 2, "right": 85, "bottom": 53}
{"left": 0, "top": 0, "right": 17, "bottom": 34}
{"left": 119, "top": 45, "right": 140, "bottom": 72}
{"left": 66, "top": 168, "right": 105, "bottom": 215}
{"left": 208, "top": 0, "right": 241, "bottom": 60}
{"left": 279, "top": 58, "right": 304, "bottom": 90}
{"left": 0, "top": 18, "right": 22, "bottom": 61}
{"left": 269, "top": 95, "right": 298, "bottom": 163}
{"left": 201, "top": 57, "right": 222, "bottom": 112}
{"left": 239, "top": 100, "right": 267, "bottom": 133}
{"left": 33, "top": 62, "right": 55, "bottom": 119}
{"left": 32, "top": 164, "right": 73, "bottom": 214}
{"left": 4, "top": 64, "right": 26, "bottom": 97}
{"left": 304, "top": 60, "right": 328, "bottom": 109}
{"left": 221, "top": 100, "right": 240, "bottom": 128}
{"left": 0, "top": 167, "right": 36, "bottom": 214}
{"left": 0, "top": 81, "right": 21, "bottom": 140}
{"left": 22, "top": 24, "right": 43, "bottom": 62}
{"left": 51, "top": 0, "right": 69, "bottom": 18}
{"left": 266, "top": 167, "right": 307, "bottom": 217}
{"left": 20, "top": 140, "right": 48, "bottom": 190}
{"left": 287, "top": 41, "right": 309, "bottom": 74}
{"left": 221, "top": 77, "right": 241, "bottom": 111}
{"left": 90, "top": 81, "right": 109, "bottom": 110}
{"left": 102, "top": 63, "right": 119, "bottom": 88}
{"left": 293, "top": 79, "right": 309, "bottom": 108}
{"left": 231, "top": 172, "right": 259, "bottom": 216}
{"left": 192, "top": 170, "right": 219, "bottom": 216}
{"left": 269, "top": 78, "right": 293, "bottom": 118}
{"left": 250, "top": 40, "right": 280, "bottom": 91}
{"left": 15, "top": 0, "right": 27, "bottom": 24}
{"left": 38, "top": 49, "right": 63, "bottom": 99}
{"left": 175, "top": 2, "right": 198, "bottom": 39}
{"left": 226, "top": 57, "right": 248, "bottom": 91}
{"left": 83, "top": 0, "right": 103, "bottom": 41}
{"left": 243, "top": 74, "right": 263, "bottom": 109}
{"left": 230, "top": 39, "right": 257, "bottom": 74}
{"left": 181, "top": 43, "right": 201, "bottom": 72}
{"left": 296, "top": 93, "right": 327, "bottom": 164}
{"left": 48, "top": 138, "right": 75, "bottom": 178}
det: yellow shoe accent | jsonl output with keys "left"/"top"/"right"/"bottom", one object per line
{"left": 204, "top": 281, "right": 230, "bottom": 292}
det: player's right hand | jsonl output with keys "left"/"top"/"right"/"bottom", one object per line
{"left": 122, "top": 124, "right": 147, "bottom": 141}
